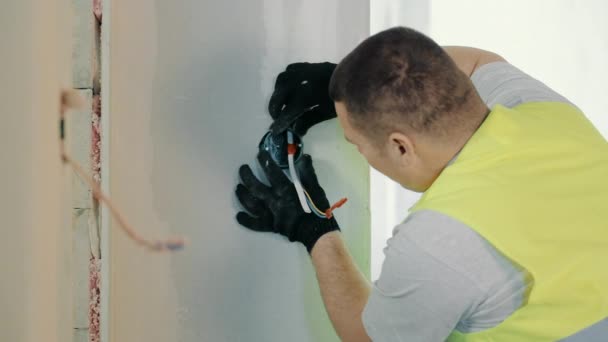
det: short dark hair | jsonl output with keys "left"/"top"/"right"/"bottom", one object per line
{"left": 329, "top": 27, "right": 481, "bottom": 143}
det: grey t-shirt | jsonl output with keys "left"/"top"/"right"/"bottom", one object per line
{"left": 362, "top": 62, "right": 571, "bottom": 341}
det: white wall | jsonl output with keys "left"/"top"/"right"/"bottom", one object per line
{"left": 430, "top": 0, "right": 608, "bottom": 139}
{"left": 0, "top": 1, "right": 73, "bottom": 341}
{"left": 369, "top": 0, "right": 608, "bottom": 280}
{"left": 106, "top": 1, "right": 370, "bottom": 341}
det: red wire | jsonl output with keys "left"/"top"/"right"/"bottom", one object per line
{"left": 325, "top": 198, "right": 348, "bottom": 219}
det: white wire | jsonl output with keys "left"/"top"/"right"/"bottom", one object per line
{"left": 287, "top": 131, "right": 311, "bottom": 213}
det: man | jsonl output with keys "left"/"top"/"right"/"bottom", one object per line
{"left": 235, "top": 27, "right": 608, "bottom": 341}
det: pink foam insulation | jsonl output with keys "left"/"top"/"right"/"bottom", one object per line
{"left": 89, "top": 256, "right": 101, "bottom": 342}
{"left": 89, "top": 0, "right": 102, "bottom": 330}
{"left": 89, "top": 93, "right": 102, "bottom": 342}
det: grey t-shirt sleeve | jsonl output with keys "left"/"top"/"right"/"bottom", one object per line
{"left": 362, "top": 226, "right": 481, "bottom": 342}
{"left": 363, "top": 212, "right": 481, "bottom": 342}
{"left": 362, "top": 210, "right": 529, "bottom": 342}
{"left": 471, "top": 61, "right": 572, "bottom": 108}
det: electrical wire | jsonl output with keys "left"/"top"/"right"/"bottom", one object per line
{"left": 304, "top": 189, "right": 348, "bottom": 220}
{"left": 60, "top": 102, "right": 186, "bottom": 252}
{"left": 287, "top": 131, "right": 311, "bottom": 213}
{"left": 284, "top": 128, "right": 348, "bottom": 220}
{"left": 304, "top": 190, "right": 326, "bottom": 218}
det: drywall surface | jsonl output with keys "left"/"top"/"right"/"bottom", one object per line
{"left": 0, "top": 1, "right": 73, "bottom": 342}
{"left": 108, "top": 1, "right": 370, "bottom": 341}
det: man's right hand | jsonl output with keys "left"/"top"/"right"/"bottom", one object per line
{"left": 235, "top": 151, "right": 340, "bottom": 253}
{"left": 268, "top": 62, "right": 337, "bottom": 136}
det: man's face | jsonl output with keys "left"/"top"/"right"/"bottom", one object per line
{"left": 335, "top": 102, "right": 430, "bottom": 192}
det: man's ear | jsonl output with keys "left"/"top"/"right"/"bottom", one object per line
{"left": 388, "top": 131, "right": 415, "bottom": 165}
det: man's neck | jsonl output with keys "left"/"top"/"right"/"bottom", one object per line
{"left": 451, "top": 106, "right": 491, "bottom": 160}
{"left": 431, "top": 106, "right": 491, "bottom": 172}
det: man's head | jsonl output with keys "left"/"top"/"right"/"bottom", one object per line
{"left": 329, "top": 27, "right": 488, "bottom": 192}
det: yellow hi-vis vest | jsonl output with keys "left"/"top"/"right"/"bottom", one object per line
{"left": 410, "top": 102, "right": 608, "bottom": 341}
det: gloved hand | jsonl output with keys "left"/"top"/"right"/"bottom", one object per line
{"left": 235, "top": 150, "right": 340, "bottom": 253}
{"left": 268, "top": 62, "right": 337, "bottom": 136}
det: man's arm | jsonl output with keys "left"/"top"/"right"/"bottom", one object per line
{"left": 443, "top": 46, "right": 506, "bottom": 77}
{"left": 311, "top": 231, "right": 371, "bottom": 342}
{"left": 235, "top": 153, "right": 371, "bottom": 340}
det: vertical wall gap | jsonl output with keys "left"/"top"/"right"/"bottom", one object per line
{"left": 70, "top": 0, "right": 103, "bottom": 341}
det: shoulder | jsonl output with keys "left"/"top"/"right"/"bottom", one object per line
{"left": 470, "top": 61, "right": 572, "bottom": 108}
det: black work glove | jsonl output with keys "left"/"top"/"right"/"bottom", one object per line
{"left": 235, "top": 150, "right": 340, "bottom": 253}
{"left": 268, "top": 62, "right": 337, "bottom": 136}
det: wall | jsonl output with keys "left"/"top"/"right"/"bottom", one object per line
{"left": 430, "top": 0, "right": 608, "bottom": 139}
{"left": 0, "top": 1, "right": 73, "bottom": 341}
{"left": 107, "top": 1, "right": 370, "bottom": 341}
